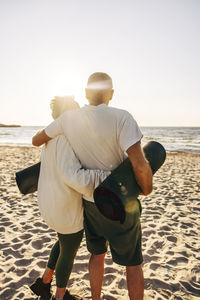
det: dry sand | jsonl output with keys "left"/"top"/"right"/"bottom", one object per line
{"left": 0, "top": 146, "right": 199, "bottom": 300}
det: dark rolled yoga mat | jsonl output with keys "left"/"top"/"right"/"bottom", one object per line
{"left": 93, "top": 141, "right": 166, "bottom": 224}
{"left": 16, "top": 162, "right": 41, "bottom": 195}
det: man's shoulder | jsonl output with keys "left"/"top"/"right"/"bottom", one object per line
{"left": 107, "top": 106, "right": 132, "bottom": 120}
{"left": 59, "top": 108, "right": 82, "bottom": 121}
{"left": 61, "top": 105, "right": 132, "bottom": 122}
{"left": 108, "top": 105, "right": 130, "bottom": 114}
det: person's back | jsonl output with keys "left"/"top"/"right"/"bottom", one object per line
{"left": 38, "top": 135, "right": 84, "bottom": 234}
{"left": 49, "top": 104, "right": 142, "bottom": 170}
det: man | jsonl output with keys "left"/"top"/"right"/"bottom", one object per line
{"left": 32, "top": 72, "right": 153, "bottom": 300}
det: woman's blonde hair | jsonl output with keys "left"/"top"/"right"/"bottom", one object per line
{"left": 50, "top": 96, "right": 80, "bottom": 120}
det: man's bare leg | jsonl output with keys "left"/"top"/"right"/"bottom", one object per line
{"left": 126, "top": 264, "right": 144, "bottom": 300}
{"left": 89, "top": 253, "right": 106, "bottom": 300}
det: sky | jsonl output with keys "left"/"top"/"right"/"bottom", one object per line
{"left": 0, "top": 0, "right": 199, "bottom": 126}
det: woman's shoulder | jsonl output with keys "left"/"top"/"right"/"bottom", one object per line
{"left": 56, "top": 134, "right": 68, "bottom": 143}
{"left": 56, "top": 134, "right": 74, "bottom": 154}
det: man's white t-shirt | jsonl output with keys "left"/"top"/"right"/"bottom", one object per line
{"left": 45, "top": 104, "right": 143, "bottom": 202}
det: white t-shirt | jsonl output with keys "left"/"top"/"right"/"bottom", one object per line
{"left": 45, "top": 104, "right": 143, "bottom": 202}
{"left": 38, "top": 134, "right": 109, "bottom": 234}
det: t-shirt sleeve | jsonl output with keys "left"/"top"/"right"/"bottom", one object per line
{"left": 44, "top": 115, "right": 64, "bottom": 138}
{"left": 119, "top": 112, "right": 143, "bottom": 152}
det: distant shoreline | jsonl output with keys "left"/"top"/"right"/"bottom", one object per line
{"left": 0, "top": 123, "right": 21, "bottom": 127}
{"left": 0, "top": 126, "right": 199, "bottom": 154}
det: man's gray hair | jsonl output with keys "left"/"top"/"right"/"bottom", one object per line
{"left": 87, "top": 72, "right": 113, "bottom": 90}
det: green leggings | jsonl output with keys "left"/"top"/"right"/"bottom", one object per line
{"left": 47, "top": 229, "right": 83, "bottom": 288}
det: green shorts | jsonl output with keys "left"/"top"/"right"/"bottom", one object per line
{"left": 83, "top": 199, "right": 143, "bottom": 266}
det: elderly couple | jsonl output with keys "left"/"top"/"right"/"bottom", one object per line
{"left": 30, "top": 72, "right": 153, "bottom": 300}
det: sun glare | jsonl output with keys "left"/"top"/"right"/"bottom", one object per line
{"left": 45, "top": 67, "right": 86, "bottom": 107}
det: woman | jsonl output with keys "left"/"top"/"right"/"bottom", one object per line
{"left": 30, "top": 96, "right": 109, "bottom": 300}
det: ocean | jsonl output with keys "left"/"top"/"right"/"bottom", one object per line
{"left": 0, "top": 126, "right": 199, "bottom": 154}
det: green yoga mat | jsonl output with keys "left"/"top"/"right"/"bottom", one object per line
{"left": 93, "top": 141, "right": 166, "bottom": 223}
{"left": 16, "top": 141, "right": 166, "bottom": 225}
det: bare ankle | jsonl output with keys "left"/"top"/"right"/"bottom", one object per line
{"left": 42, "top": 267, "right": 54, "bottom": 284}
{"left": 55, "top": 287, "right": 66, "bottom": 298}
{"left": 42, "top": 276, "right": 51, "bottom": 284}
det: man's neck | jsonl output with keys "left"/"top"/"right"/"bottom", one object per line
{"left": 88, "top": 100, "right": 109, "bottom": 106}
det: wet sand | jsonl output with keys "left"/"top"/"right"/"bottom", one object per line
{"left": 0, "top": 146, "right": 199, "bottom": 299}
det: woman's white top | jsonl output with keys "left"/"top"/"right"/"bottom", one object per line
{"left": 38, "top": 135, "right": 109, "bottom": 234}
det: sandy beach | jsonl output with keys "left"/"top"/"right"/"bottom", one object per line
{"left": 0, "top": 146, "right": 199, "bottom": 300}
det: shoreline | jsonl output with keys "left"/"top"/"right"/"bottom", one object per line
{"left": 0, "top": 144, "right": 199, "bottom": 156}
{"left": 0, "top": 124, "right": 21, "bottom": 128}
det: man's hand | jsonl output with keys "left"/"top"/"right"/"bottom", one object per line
{"left": 32, "top": 129, "right": 52, "bottom": 147}
{"left": 127, "top": 141, "right": 153, "bottom": 195}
